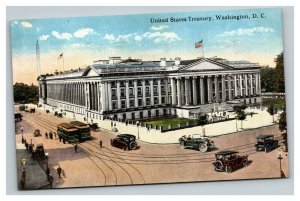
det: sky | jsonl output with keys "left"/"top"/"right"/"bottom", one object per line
{"left": 10, "top": 8, "right": 283, "bottom": 85}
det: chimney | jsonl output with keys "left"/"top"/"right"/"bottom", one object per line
{"left": 160, "top": 58, "right": 166, "bottom": 67}
{"left": 175, "top": 57, "right": 181, "bottom": 66}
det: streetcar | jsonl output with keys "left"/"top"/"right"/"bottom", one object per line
{"left": 57, "top": 123, "right": 79, "bottom": 144}
{"left": 69, "top": 121, "right": 91, "bottom": 141}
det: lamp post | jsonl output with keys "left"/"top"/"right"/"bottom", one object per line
{"left": 235, "top": 115, "right": 238, "bottom": 132}
{"left": 136, "top": 121, "right": 140, "bottom": 140}
{"left": 21, "top": 126, "right": 24, "bottom": 143}
{"left": 278, "top": 151, "right": 284, "bottom": 178}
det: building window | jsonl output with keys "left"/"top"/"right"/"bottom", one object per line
{"left": 169, "top": 85, "right": 171, "bottom": 93}
{"left": 130, "top": 99, "right": 134, "bottom": 108}
{"left": 161, "top": 86, "right": 165, "bottom": 93}
{"left": 112, "top": 101, "right": 117, "bottom": 110}
{"left": 121, "top": 88, "right": 125, "bottom": 97}
{"left": 129, "top": 88, "right": 134, "bottom": 96}
{"left": 138, "top": 87, "right": 142, "bottom": 95}
{"left": 138, "top": 99, "right": 142, "bottom": 107}
{"left": 153, "top": 86, "right": 158, "bottom": 94}
{"left": 145, "top": 80, "right": 149, "bottom": 85}
{"left": 129, "top": 80, "right": 134, "bottom": 86}
{"left": 154, "top": 97, "right": 159, "bottom": 105}
{"left": 121, "top": 100, "right": 126, "bottom": 108}
{"left": 111, "top": 81, "right": 116, "bottom": 88}
{"left": 120, "top": 81, "right": 124, "bottom": 86}
{"left": 131, "top": 113, "right": 135, "bottom": 120}
{"left": 146, "top": 98, "right": 151, "bottom": 106}
{"left": 137, "top": 80, "right": 142, "bottom": 86}
{"left": 162, "top": 97, "right": 165, "bottom": 104}
{"left": 112, "top": 89, "right": 116, "bottom": 97}
{"left": 145, "top": 87, "right": 150, "bottom": 95}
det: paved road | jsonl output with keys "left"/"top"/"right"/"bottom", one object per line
{"left": 15, "top": 110, "right": 289, "bottom": 189}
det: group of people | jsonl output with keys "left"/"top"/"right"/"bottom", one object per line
{"left": 45, "top": 131, "right": 56, "bottom": 140}
{"left": 45, "top": 165, "right": 66, "bottom": 188}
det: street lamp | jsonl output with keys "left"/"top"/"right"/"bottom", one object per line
{"left": 278, "top": 151, "right": 285, "bottom": 178}
{"left": 136, "top": 121, "right": 140, "bottom": 140}
{"left": 235, "top": 115, "right": 238, "bottom": 132}
{"left": 21, "top": 126, "right": 24, "bottom": 143}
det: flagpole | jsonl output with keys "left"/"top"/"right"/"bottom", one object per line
{"left": 201, "top": 39, "right": 205, "bottom": 58}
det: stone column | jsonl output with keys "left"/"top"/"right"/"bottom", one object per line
{"left": 177, "top": 78, "right": 182, "bottom": 107}
{"left": 181, "top": 78, "right": 185, "bottom": 104}
{"left": 84, "top": 83, "right": 88, "bottom": 108}
{"left": 249, "top": 74, "right": 253, "bottom": 96}
{"left": 105, "top": 82, "right": 109, "bottom": 111}
{"left": 125, "top": 80, "right": 130, "bottom": 108}
{"left": 91, "top": 83, "right": 94, "bottom": 110}
{"left": 214, "top": 75, "right": 219, "bottom": 102}
{"left": 117, "top": 81, "right": 121, "bottom": 109}
{"left": 158, "top": 79, "right": 162, "bottom": 105}
{"left": 185, "top": 78, "right": 189, "bottom": 106}
{"left": 165, "top": 79, "right": 169, "bottom": 104}
{"left": 171, "top": 78, "right": 176, "bottom": 105}
{"left": 150, "top": 79, "right": 154, "bottom": 105}
{"left": 239, "top": 74, "right": 243, "bottom": 97}
{"left": 142, "top": 79, "right": 146, "bottom": 106}
{"left": 244, "top": 74, "right": 249, "bottom": 97}
{"left": 134, "top": 80, "right": 138, "bottom": 107}
{"left": 228, "top": 76, "right": 232, "bottom": 100}
{"left": 200, "top": 76, "right": 204, "bottom": 104}
{"left": 107, "top": 81, "right": 112, "bottom": 111}
{"left": 207, "top": 76, "right": 212, "bottom": 103}
{"left": 222, "top": 75, "right": 226, "bottom": 102}
{"left": 101, "top": 82, "right": 106, "bottom": 112}
{"left": 192, "top": 77, "right": 197, "bottom": 105}
{"left": 234, "top": 75, "right": 238, "bottom": 97}
{"left": 95, "top": 82, "right": 99, "bottom": 111}
{"left": 258, "top": 73, "right": 261, "bottom": 94}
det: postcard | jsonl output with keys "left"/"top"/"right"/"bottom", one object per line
{"left": 11, "top": 8, "right": 288, "bottom": 190}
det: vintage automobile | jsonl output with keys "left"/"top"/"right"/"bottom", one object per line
{"left": 34, "top": 129, "right": 41, "bottom": 137}
{"left": 213, "top": 151, "right": 248, "bottom": 173}
{"left": 89, "top": 123, "right": 99, "bottom": 131}
{"left": 111, "top": 134, "right": 137, "bottom": 151}
{"left": 255, "top": 134, "right": 278, "bottom": 152}
{"left": 178, "top": 134, "right": 215, "bottom": 152}
{"left": 34, "top": 144, "right": 46, "bottom": 160}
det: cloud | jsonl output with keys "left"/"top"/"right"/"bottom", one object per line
{"left": 143, "top": 31, "right": 181, "bottom": 43}
{"left": 52, "top": 31, "right": 73, "bottom": 40}
{"left": 70, "top": 43, "right": 87, "bottom": 48}
{"left": 115, "top": 34, "right": 133, "bottom": 42}
{"left": 150, "top": 25, "right": 169, "bottom": 31}
{"left": 134, "top": 35, "right": 143, "bottom": 41}
{"left": 21, "top": 21, "right": 32, "bottom": 28}
{"left": 73, "top": 28, "right": 95, "bottom": 38}
{"left": 103, "top": 34, "right": 115, "bottom": 41}
{"left": 39, "top": 35, "right": 49, "bottom": 41}
{"left": 218, "top": 27, "right": 275, "bottom": 37}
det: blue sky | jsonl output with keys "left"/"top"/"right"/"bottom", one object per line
{"left": 11, "top": 8, "right": 283, "bottom": 84}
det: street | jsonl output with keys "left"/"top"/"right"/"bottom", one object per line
{"left": 15, "top": 109, "right": 289, "bottom": 189}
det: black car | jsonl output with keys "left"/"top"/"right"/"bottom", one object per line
{"left": 111, "top": 134, "right": 137, "bottom": 151}
{"left": 255, "top": 134, "right": 278, "bottom": 152}
{"left": 213, "top": 151, "right": 248, "bottom": 173}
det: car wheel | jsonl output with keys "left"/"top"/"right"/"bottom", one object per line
{"left": 129, "top": 142, "right": 137, "bottom": 150}
{"left": 199, "top": 143, "right": 208, "bottom": 153}
{"left": 225, "top": 165, "right": 233, "bottom": 173}
{"left": 214, "top": 160, "right": 223, "bottom": 171}
{"left": 243, "top": 159, "right": 248, "bottom": 167}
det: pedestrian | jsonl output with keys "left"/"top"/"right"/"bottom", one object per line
{"left": 59, "top": 135, "right": 62, "bottom": 142}
{"left": 74, "top": 144, "right": 78, "bottom": 153}
{"left": 126, "top": 121, "right": 128, "bottom": 126}
{"left": 114, "top": 122, "right": 116, "bottom": 127}
{"left": 31, "top": 151, "right": 35, "bottom": 160}
{"left": 25, "top": 141, "right": 28, "bottom": 150}
{"left": 53, "top": 132, "right": 57, "bottom": 140}
{"left": 61, "top": 169, "right": 66, "bottom": 178}
{"left": 48, "top": 174, "right": 53, "bottom": 188}
{"left": 46, "top": 167, "right": 50, "bottom": 180}
{"left": 57, "top": 166, "right": 62, "bottom": 178}
{"left": 45, "top": 132, "right": 48, "bottom": 139}
{"left": 111, "top": 121, "right": 113, "bottom": 128}
{"left": 20, "top": 178, "right": 25, "bottom": 190}
{"left": 99, "top": 140, "right": 102, "bottom": 148}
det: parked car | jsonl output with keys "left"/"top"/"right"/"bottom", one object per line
{"left": 213, "top": 151, "right": 248, "bottom": 173}
{"left": 111, "top": 134, "right": 137, "bottom": 151}
{"left": 178, "top": 134, "right": 215, "bottom": 152}
{"left": 34, "top": 129, "right": 41, "bottom": 137}
{"left": 255, "top": 134, "right": 278, "bottom": 152}
{"left": 34, "top": 144, "right": 46, "bottom": 160}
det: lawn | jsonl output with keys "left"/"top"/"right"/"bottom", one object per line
{"left": 144, "top": 117, "right": 196, "bottom": 129}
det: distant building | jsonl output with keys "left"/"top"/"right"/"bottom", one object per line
{"left": 38, "top": 57, "right": 261, "bottom": 120}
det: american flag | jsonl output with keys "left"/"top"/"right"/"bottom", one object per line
{"left": 195, "top": 40, "right": 203, "bottom": 48}
{"left": 58, "top": 53, "right": 64, "bottom": 60}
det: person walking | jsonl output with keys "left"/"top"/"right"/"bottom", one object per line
{"left": 49, "top": 132, "right": 53, "bottom": 140}
{"left": 45, "top": 132, "right": 48, "bottom": 139}
{"left": 57, "top": 166, "right": 62, "bottom": 178}
{"left": 74, "top": 144, "right": 78, "bottom": 153}
{"left": 99, "top": 140, "right": 103, "bottom": 148}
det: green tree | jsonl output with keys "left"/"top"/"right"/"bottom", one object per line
{"left": 267, "top": 104, "right": 277, "bottom": 123}
{"left": 274, "top": 52, "right": 285, "bottom": 93}
{"left": 260, "top": 67, "right": 276, "bottom": 92}
{"left": 235, "top": 109, "right": 247, "bottom": 129}
{"left": 196, "top": 113, "right": 208, "bottom": 136}
{"left": 13, "top": 82, "right": 39, "bottom": 104}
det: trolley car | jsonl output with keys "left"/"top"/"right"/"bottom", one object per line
{"left": 69, "top": 121, "right": 91, "bottom": 141}
{"left": 57, "top": 123, "right": 79, "bottom": 143}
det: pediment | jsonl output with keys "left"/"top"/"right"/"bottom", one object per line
{"left": 82, "top": 66, "right": 99, "bottom": 77}
{"left": 184, "top": 61, "right": 228, "bottom": 71}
